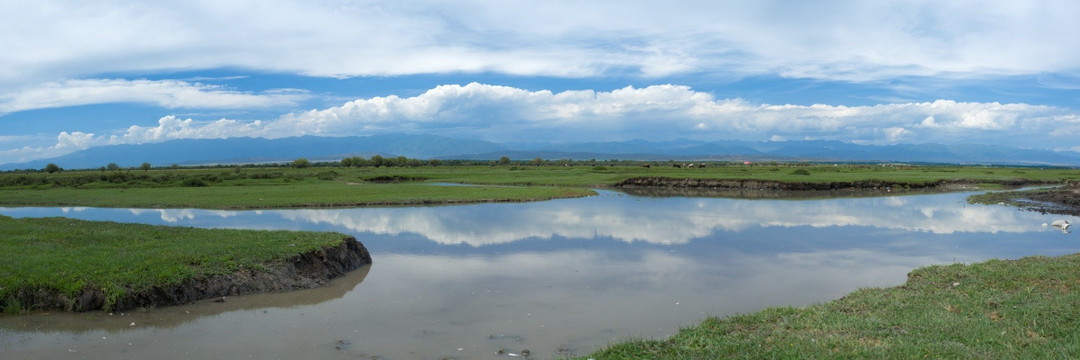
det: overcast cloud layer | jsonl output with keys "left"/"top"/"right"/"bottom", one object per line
{"left": 6, "top": 0, "right": 1080, "bottom": 83}
{"left": 2, "top": 0, "right": 1079, "bottom": 164}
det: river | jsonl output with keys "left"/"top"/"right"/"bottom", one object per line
{"left": 1, "top": 190, "right": 1077, "bottom": 359}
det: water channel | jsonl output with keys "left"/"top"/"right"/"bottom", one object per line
{"left": 1, "top": 190, "right": 1077, "bottom": 359}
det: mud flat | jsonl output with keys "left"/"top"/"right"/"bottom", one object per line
{"left": 972, "top": 183, "right": 1080, "bottom": 216}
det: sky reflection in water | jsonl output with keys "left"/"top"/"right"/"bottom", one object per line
{"left": 1, "top": 191, "right": 1077, "bottom": 360}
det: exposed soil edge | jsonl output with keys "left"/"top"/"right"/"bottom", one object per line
{"left": 1022, "top": 186, "right": 1080, "bottom": 216}
{"left": 13, "top": 237, "right": 372, "bottom": 312}
{"left": 987, "top": 184, "right": 1080, "bottom": 216}
{"left": 614, "top": 177, "right": 1047, "bottom": 191}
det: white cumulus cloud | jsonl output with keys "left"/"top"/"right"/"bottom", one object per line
{"left": 10, "top": 83, "right": 1072, "bottom": 165}
{"left": 55, "top": 131, "right": 100, "bottom": 151}
{"left": 112, "top": 115, "right": 265, "bottom": 145}
{"left": 262, "top": 84, "right": 1075, "bottom": 147}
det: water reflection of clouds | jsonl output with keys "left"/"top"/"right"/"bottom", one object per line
{"left": 0, "top": 245, "right": 966, "bottom": 360}
{"left": 277, "top": 205, "right": 720, "bottom": 246}
{"left": 1, "top": 193, "right": 1075, "bottom": 360}
{"left": 1, "top": 193, "right": 1072, "bottom": 247}
{"left": 128, "top": 208, "right": 239, "bottom": 223}
{"left": 302, "top": 246, "right": 968, "bottom": 358}
{"left": 275, "top": 194, "right": 1066, "bottom": 246}
{"left": 748, "top": 199, "right": 1040, "bottom": 234}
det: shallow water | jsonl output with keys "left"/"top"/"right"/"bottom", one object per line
{"left": 1, "top": 190, "right": 1077, "bottom": 359}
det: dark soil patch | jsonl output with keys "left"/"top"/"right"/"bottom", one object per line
{"left": 364, "top": 175, "right": 428, "bottom": 183}
{"left": 1012, "top": 186, "right": 1080, "bottom": 216}
{"left": 614, "top": 177, "right": 1046, "bottom": 192}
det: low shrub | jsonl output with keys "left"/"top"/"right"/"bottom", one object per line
{"left": 317, "top": 170, "right": 338, "bottom": 180}
{"left": 182, "top": 178, "right": 208, "bottom": 187}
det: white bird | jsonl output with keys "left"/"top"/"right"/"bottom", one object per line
{"left": 1051, "top": 220, "right": 1071, "bottom": 233}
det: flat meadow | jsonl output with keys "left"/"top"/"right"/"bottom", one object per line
{"left": 2, "top": 162, "right": 1076, "bottom": 209}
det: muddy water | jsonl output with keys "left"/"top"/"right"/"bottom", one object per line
{"left": 2, "top": 191, "right": 1078, "bottom": 359}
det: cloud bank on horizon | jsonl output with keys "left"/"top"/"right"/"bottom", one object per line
{"left": 2, "top": 0, "right": 1079, "bottom": 165}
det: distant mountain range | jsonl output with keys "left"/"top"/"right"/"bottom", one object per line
{"left": 4, "top": 134, "right": 1080, "bottom": 171}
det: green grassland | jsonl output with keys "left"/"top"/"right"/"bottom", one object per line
{"left": 0, "top": 181, "right": 593, "bottom": 209}
{"left": 586, "top": 254, "right": 1080, "bottom": 359}
{"left": 0, "top": 215, "right": 347, "bottom": 313}
{"left": 0, "top": 166, "right": 597, "bottom": 208}
{"left": 2, "top": 163, "right": 1077, "bottom": 209}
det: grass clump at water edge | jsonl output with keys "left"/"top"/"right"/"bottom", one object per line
{"left": 0, "top": 215, "right": 347, "bottom": 313}
{"left": 586, "top": 254, "right": 1080, "bottom": 359}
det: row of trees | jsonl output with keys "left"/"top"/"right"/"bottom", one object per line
{"left": 35, "top": 156, "right": 750, "bottom": 173}
{"left": 39, "top": 156, "right": 442, "bottom": 172}
{"left": 43, "top": 162, "right": 157, "bottom": 173}
{"left": 337, "top": 155, "right": 439, "bottom": 168}
{"left": 337, "top": 155, "right": 556, "bottom": 168}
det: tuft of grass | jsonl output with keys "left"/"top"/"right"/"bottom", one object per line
{"left": 586, "top": 254, "right": 1080, "bottom": 359}
{"left": 0, "top": 215, "right": 347, "bottom": 312}
{"left": 2, "top": 298, "right": 25, "bottom": 314}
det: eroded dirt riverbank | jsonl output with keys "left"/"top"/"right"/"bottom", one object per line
{"left": 615, "top": 176, "right": 1080, "bottom": 205}
{"left": 614, "top": 176, "right": 1048, "bottom": 191}
{"left": 993, "top": 185, "right": 1080, "bottom": 216}
{"left": 10, "top": 238, "right": 372, "bottom": 312}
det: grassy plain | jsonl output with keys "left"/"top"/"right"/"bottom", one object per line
{"left": 2, "top": 163, "right": 1077, "bottom": 209}
{"left": 0, "top": 182, "right": 593, "bottom": 209}
{"left": 586, "top": 254, "right": 1080, "bottom": 359}
{"left": 0, "top": 215, "right": 347, "bottom": 312}
{"left": 0, "top": 166, "right": 597, "bottom": 209}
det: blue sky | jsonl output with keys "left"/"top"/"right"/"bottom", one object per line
{"left": 2, "top": 0, "right": 1080, "bottom": 166}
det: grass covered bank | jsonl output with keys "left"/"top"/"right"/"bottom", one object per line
{"left": 586, "top": 254, "right": 1080, "bottom": 359}
{"left": 0, "top": 215, "right": 369, "bottom": 313}
{"left": 1, "top": 164, "right": 1077, "bottom": 209}
{"left": 0, "top": 166, "right": 598, "bottom": 209}
{"left": 0, "top": 182, "right": 594, "bottom": 209}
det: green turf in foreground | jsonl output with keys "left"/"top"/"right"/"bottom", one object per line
{"left": 586, "top": 254, "right": 1080, "bottom": 359}
{"left": 0, "top": 215, "right": 347, "bottom": 312}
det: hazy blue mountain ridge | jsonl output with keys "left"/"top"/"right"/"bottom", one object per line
{"left": 3, "top": 134, "right": 1079, "bottom": 171}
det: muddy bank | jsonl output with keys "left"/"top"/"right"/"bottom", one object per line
{"left": 13, "top": 238, "right": 372, "bottom": 312}
{"left": 616, "top": 186, "right": 957, "bottom": 200}
{"left": 614, "top": 177, "right": 1044, "bottom": 192}
{"left": 1023, "top": 186, "right": 1080, "bottom": 215}
{"left": 984, "top": 184, "right": 1080, "bottom": 216}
